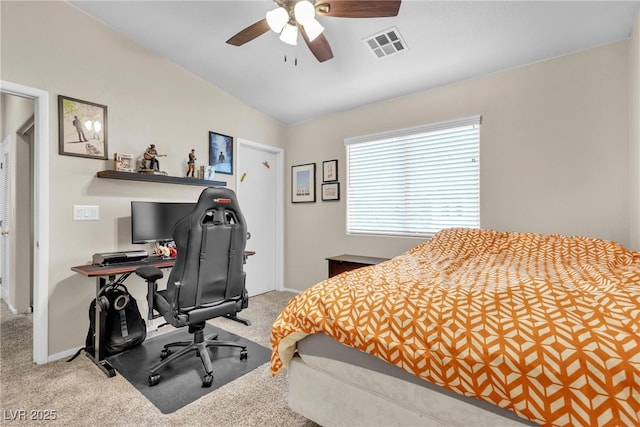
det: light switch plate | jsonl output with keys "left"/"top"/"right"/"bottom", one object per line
{"left": 73, "top": 205, "right": 99, "bottom": 221}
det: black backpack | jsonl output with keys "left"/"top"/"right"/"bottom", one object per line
{"left": 68, "top": 283, "right": 146, "bottom": 361}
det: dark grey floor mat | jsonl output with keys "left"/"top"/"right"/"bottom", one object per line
{"left": 107, "top": 324, "right": 271, "bottom": 414}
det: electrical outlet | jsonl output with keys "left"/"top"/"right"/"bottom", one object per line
{"left": 73, "top": 205, "right": 99, "bottom": 221}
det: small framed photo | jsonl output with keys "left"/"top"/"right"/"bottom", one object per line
{"left": 58, "top": 95, "right": 108, "bottom": 160}
{"left": 209, "top": 131, "right": 233, "bottom": 175}
{"left": 292, "top": 163, "right": 316, "bottom": 203}
{"left": 203, "top": 165, "right": 216, "bottom": 181}
{"left": 114, "top": 152, "right": 134, "bottom": 172}
{"left": 322, "top": 159, "right": 338, "bottom": 182}
{"left": 321, "top": 182, "right": 340, "bottom": 201}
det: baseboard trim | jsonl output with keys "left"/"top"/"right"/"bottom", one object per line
{"left": 48, "top": 346, "right": 82, "bottom": 363}
{"left": 281, "top": 287, "right": 302, "bottom": 294}
{"left": 48, "top": 319, "right": 171, "bottom": 364}
{"left": 1, "top": 285, "right": 8, "bottom": 306}
{"left": 4, "top": 301, "right": 19, "bottom": 314}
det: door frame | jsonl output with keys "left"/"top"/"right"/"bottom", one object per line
{"left": 0, "top": 80, "right": 49, "bottom": 364}
{"left": 236, "top": 139, "right": 284, "bottom": 292}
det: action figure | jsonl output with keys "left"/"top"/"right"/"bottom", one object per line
{"left": 143, "top": 144, "right": 166, "bottom": 171}
{"left": 186, "top": 149, "right": 197, "bottom": 177}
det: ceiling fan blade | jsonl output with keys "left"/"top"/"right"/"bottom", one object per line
{"left": 226, "top": 18, "right": 270, "bottom": 46}
{"left": 300, "top": 26, "right": 334, "bottom": 63}
{"left": 315, "top": 1, "right": 401, "bottom": 18}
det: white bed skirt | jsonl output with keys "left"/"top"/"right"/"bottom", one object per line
{"left": 287, "top": 354, "right": 534, "bottom": 427}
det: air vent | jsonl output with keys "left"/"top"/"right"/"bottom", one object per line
{"left": 363, "top": 27, "right": 407, "bottom": 59}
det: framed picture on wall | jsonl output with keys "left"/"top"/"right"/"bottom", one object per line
{"left": 321, "top": 182, "right": 340, "bottom": 201}
{"left": 322, "top": 159, "right": 338, "bottom": 182}
{"left": 209, "top": 131, "right": 233, "bottom": 175}
{"left": 58, "top": 95, "right": 108, "bottom": 160}
{"left": 292, "top": 163, "right": 316, "bottom": 203}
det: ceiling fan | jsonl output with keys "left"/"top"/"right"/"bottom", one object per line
{"left": 226, "top": 0, "right": 401, "bottom": 63}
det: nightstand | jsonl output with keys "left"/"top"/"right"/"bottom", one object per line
{"left": 326, "top": 254, "right": 390, "bottom": 278}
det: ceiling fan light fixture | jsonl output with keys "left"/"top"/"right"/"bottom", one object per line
{"left": 279, "top": 23, "right": 298, "bottom": 45}
{"left": 294, "top": 0, "right": 316, "bottom": 25}
{"left": 266, "top": 7, "right": 289, "bottom": 33}
{"left": 227, "top": 0, "right": 402, "bottom": 62}
{"left": 303, "top": 18, "right": 325, "bottom": 42}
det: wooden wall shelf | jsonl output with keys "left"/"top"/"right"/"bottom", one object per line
{"left": 97, "top": 170, "right": 227, "bottom": 187}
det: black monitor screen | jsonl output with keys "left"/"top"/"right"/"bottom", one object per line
{"left": 131, "top": 201, "right": 196, "bottom": 244}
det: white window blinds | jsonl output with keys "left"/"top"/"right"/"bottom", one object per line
{"left": 345, "top": 116, "right": 480, "bottom": 238}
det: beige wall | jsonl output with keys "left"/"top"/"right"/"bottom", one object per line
{"left": 630, "top": 10, "right": 640, "bottom": 251}
{"left": 1, "top": 1, "right": 285, "bottom": 355}
{"left": 286, "top": 42, "right": 630, "bottom": 291}
{"left": 0, "top": 94, "right": 32, "bottom": 141}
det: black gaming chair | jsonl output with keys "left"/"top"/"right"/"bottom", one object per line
{"left": 135, "top": 187, "right": 250, "bottom": 387}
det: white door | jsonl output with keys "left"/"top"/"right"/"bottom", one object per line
{"left": 0, "top": 136, "right": 11, "bottom": 303}
{"left": 236, "top": 140, "right": 282, "bottom": 296}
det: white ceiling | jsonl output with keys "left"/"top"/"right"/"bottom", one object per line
{"left": 69, "top": 1, "right": 639, "bottom": 125}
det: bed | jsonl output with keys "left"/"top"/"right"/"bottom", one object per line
{"left": 270, "top": 228, "right": 640, "bottom": 426}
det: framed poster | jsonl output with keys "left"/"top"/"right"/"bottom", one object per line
{"left": 321, "top": 182, "right": 340, "bottom": 201}
{"left": 58, "top": 95, "right": 108, "bottom": 159}
{"left": 292, "top": 163, "right": 316, "bottom": 203}
{"left": 209, "top": 131, "right": 233, "bottom": 175}
{"left": 322, "top": 159, "right": 338, "bottom": 182}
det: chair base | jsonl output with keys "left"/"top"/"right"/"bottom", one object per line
{"left": 148, "top": 324, "right": 247, "bottom": 388}
{"left": 225, "top": 313, "right": 252, "bottom": 326}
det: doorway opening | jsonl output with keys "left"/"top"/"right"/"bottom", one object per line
{"left": 0, "top": 80, "right": 50, "bottom": 364}
{"left": 1, "top": 104, "right": 34, "bottom": 314}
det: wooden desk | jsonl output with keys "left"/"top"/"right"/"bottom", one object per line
{"left": 72, "top": 251, "right": 255, "bottom": 378}
{"left": 72, "top": 256, "right": 176, "bottom": 377}
{"left": 71, "top": 256, "right": 176, "bottom": 278}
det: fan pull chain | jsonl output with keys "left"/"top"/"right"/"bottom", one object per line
{"left": 283, "top": 54, "right": 299, "bottom": 67}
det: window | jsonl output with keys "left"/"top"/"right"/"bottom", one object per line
{"left": 345, "top": 116, "right": 480, "bottom": 238}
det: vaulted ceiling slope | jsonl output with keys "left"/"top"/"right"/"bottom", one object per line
{"left": 70, "top": 1, "right": 639, "bottom": 125}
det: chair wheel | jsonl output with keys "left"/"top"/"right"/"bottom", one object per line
{"left": 202, "top": 373, "right": 213, "bottom": 388}
{"left": 240, "top": 349, "right": 248, "bottom": 361}
{"left": 148, "top": 374, "right": 161, "bottom": 386}
{"left": 160, "top": 349, "right": 171, "bottom": 359}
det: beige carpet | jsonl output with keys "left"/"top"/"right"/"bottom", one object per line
{"left": 0, "top": 291, "right": 319, "bottom": 426}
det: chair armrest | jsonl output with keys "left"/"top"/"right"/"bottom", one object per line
{"left": 171, "top": 281, "right": 182, "bottom": 316}
{"left": 147, "top": 281, "right": 155, "bottom": 320}
{"left": 135, "top": 266, "right": 164, "bottom": 321}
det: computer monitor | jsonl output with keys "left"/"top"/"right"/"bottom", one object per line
{"left": 131, "top": 201, "right": 196, "bottom": 244}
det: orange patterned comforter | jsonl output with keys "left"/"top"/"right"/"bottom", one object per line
{"left": 270, "top": 228, "right": 640, "bottom": 426}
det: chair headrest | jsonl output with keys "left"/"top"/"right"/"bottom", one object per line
{"left": 191, "top": 187, "right": 245, "bottom": 226}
